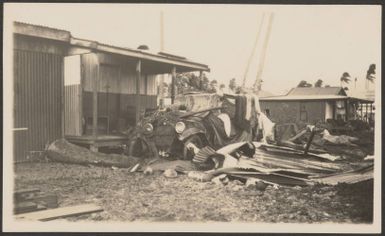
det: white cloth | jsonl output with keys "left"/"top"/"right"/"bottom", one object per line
{"left": 258, "top": 112, "right": 275, "bottom": 143}
{"left": 217, "top": 113, "right": 232, "bottom": 137}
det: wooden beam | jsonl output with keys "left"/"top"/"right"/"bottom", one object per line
{"left": 303, "top": 128, "right": 316, "bottom": 155}
{"left": 92, "top": 63, "right": 99, "bottom": 139}
{"left": 135, "top": 60, "right": 142, "bottom": 124}
{"left": 96, "top": 44, "right": 210, "bottom": 72}
{"left": 171, "top": 66, "right": 176, "bottom": 104}
{"left": 199, "top": 71, "right": 203, "bottom": 90}
{"left": 15, "top": 204, "right": 103, "bottom": 221}
{"left": 13, "top": 22, "right": 71, "bottom": 42}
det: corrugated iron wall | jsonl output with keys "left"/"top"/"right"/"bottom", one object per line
{"left": 14, "top": 50, "right": 63, "bottom": 161}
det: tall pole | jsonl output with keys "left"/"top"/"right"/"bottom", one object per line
{"left": 241, "top": 13, "right": 265, "bottom": 88}
{"left": 159, "top": 11, "right": 165, "bottom": 109}
{"left": 253, "top": 12, "right": 274, "bottom": 93}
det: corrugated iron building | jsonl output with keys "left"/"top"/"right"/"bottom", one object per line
{"left": 259, "top": 87, "right": 374, "bottom": 125}
{"left": 13, "top": 23, "right": 70, "bottom": 162}
{"left": 13, "top": 22, "right": 210, "bottom": 159}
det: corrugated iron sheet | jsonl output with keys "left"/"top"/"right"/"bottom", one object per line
{"left": 14, "top": 50, "right": 63, "bottom": 161}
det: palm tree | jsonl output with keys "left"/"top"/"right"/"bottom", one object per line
{"left": 297, "top": 80, "right": 312, "bottom": 88}
{"left": 314, "top": 79, "right": 323, "bottom": 87}
{"left": 366, "top": 64, "right": 375, "bottom": 82}
{"left": 340, "top": 72, "right": 351, "bottom": 87}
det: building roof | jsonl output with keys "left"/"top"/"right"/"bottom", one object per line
{"left": 13, "top": 21, "right": 210, "bottom": 73}
{"left": 260, "top": 86, "right": 373, "bottom": 103}
{"left": 286, "top": 87, "right": 347, "bottom": 96}
{"left": 260, "top": 95, "right": 350, "bottom": 101}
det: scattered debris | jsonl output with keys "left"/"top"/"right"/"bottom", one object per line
{"left": 187, "top": 171, "right": 214, "bottom": 182}
{"left": 212, "top": 174, "right": 229, "bottom": 185}
{"left": 130, "top": 163, "right": 140, "bottom": 173}
{"left": 143, "top": 167, "right": 153, "bottom": 175}
{"left": 163, "top": 169, "right": 178, "bottom": 178}
{"left": 14, "top": 188, "right": 58, "bottom": 214}
{"left": 313, "top": 165, "right": 374, "bottom": 185}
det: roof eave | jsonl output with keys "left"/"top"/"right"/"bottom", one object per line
{"left": 13, "top": 22, "right": 71, "bottom": 42}
{"left": 71, "top": 37, "right": 210, "bottom": 72}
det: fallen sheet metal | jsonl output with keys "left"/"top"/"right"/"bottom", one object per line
{"left": 312, "top": 165, "right": 373, "bottom": 185}
{"left": 206, "top": 141, "right": 368, "bottom": 187}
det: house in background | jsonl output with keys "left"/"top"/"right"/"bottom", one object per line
{"left": 259, "top": 87, "right": 374, "bottom": 125}
{"left": 13, "top": 22, "right": 210, "bottom": 160}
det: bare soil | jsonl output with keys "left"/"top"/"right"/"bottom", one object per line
{"left": 14, "top": 162, "right": 373, "bottom": 223}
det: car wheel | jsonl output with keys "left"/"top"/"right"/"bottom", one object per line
{"left": 183, "top": 135, "right": 204, "bottom": 160}
{"left": 127, "top": 137, "right": 158, "bottom": 159}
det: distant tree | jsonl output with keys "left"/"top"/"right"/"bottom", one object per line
{"left": 297, "top": 80, "right": 312, "bottom": 88}
{"left": 366, "top": 64, "right": 376, "bottom": 82}
{"left": 219, "top": 84, "right": 226, "bottom": 89}
{"left": 314, "top": 79, "right": 323, "bottom": 88}
{"left": 200, "top": 73, "right": 210, "bottom": 91}
{"left": 343, "top": 87, "right": 349, "bottom": 91}
{"left": 340, "top": 72, "right": 351, "bottom": 87}
{"left": 229, "top": 78, "right": 237, "bottom": 93}
{"left": 175, "top": 73, "right": 191, "bottom": 94}
{"left": 209, "top": 79, "right": 218, "bottom": 92}
{"left": 189, "top": 73, "right": 201, "bottom": 89}
{"left": 324, "top": 84, "right": 331, "bottom": 88}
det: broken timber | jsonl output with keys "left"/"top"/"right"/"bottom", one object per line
{"left": 15, "top": 204, "right": 103, "bottom": 221}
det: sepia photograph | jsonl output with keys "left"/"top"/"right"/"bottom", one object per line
{"left": 2, "top": 2, "right": 381, "bottom": 233}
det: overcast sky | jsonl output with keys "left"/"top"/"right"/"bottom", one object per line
{"left": 5, "top": 4, "right": 381, "bottom": 95}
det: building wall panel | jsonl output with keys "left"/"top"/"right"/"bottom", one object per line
{"left": 260, "top": 100, "right": 327, "bottom": 126}
{"left": 64, "top": 85, "right": 82, "bottom": 135}
{"left": 14, "top": 50, "right": 63, "bottom": 161}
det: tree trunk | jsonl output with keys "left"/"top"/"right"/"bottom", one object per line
{"left": 46, "top": 139, "right": 140, "bottom": 168}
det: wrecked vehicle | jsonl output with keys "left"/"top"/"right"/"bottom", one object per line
{"left": 125, "top": 109, "right": 182, "bottom": 159}
{"left": 126, "top": 93, "right": 274, "bottom": 160}
{"left": 174, "top": 93, "right": 277, "bottom": 160}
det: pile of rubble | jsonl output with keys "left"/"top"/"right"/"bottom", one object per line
{"left": 142, "top": 138, "right": 373, "bottom": 191}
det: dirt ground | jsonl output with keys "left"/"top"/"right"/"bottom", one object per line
{"left": 14, "top": 162, "right": 373, "bottom": 223}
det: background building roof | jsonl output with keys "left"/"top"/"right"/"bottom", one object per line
{"left": 286, "top": 87, "right": 346, "bottom": 96}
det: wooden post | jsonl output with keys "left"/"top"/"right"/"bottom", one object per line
{"left": 370, "top": 103, "right": 373, "bottom": 122}
{"left": 61, "top": 58, "right": 65, "bottom": 138}
{"left": 135, "top": 60, "right": 142, "bottom": 124}
{"left": 91, "top": 61, "right": 99, "bottom": 152}
{"left": 360, "top": 103, "right": 364, "bottom": 120}
{"left": 199, "top": 71, "right": 203, "bottom": 90}
{"left": 304, "top": 128, "right": 316, "bottom": 155}
{"left": 92, "top": 65, "right": 99, "bottom": 139}
{"left": 365, "top": 103, "right": 368, "bottom": 122}
{"left": 171, "top": 66, "right": 176, "bottom": 104}
{"left": 345, "top": 100, "right": 349, "bottom": 121}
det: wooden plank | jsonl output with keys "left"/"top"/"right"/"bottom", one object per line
{"left": 14, "top": 188, "right": 41, "bottom": 201}
{"left": 14, "top": 202, "right": 38, "bottom": 214}
{"left": 30, "top": 194, "right": 58, "bottom": 208}
{"left": 135, "top": 60, "right": 141, "bottom": 124}
{"left": 15, "top": 204, "right": 103, "bottom": 221}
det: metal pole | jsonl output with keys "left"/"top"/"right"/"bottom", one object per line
{"left": 242, "top": 13, "right": 265, "bottom": 88}
{"left": 253, "top": 12, "right": 274, "bottom": 92}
